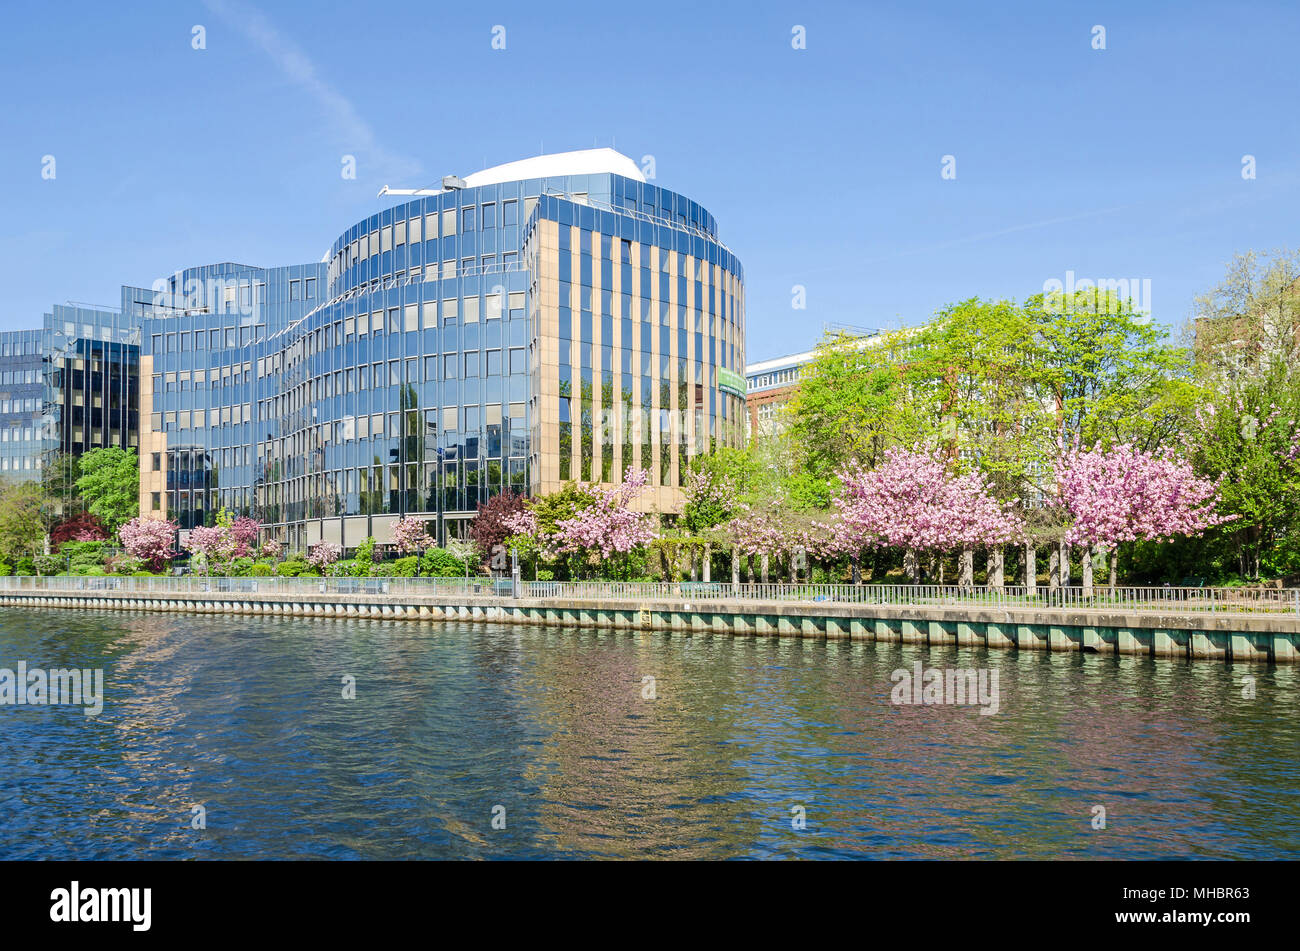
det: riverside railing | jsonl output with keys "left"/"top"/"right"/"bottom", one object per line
{"left": 1, "top": 575, "right": 1299, "bottom": 616}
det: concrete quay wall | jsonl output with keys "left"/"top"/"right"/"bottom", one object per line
{"left": 1, "top": 588, "right": 1296, "bottom": 664}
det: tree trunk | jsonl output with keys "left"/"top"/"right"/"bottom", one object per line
{"left": 987, "top": 546, "right": 1004, "bottom": 590}
{"left": 731, "top": 544, "right": 740, "bottom": 587}
{"left": 959, "top": 547, "right": 974, "bottom": 588}
{"left": 788, "top": 552, "right": 797, "bottom": 584}
{"left": 761, "top": 554, "right": 769, "bottom": 585}
{"left": 1024, "top": 542, "right": 1036, "bottom": 596}
{"left": 1109, "top": 547, "right": 1118, "bottom": 591}
{"left": 1049, "top": 546, "right": 1060, "bottom": 591}
{"left": 1081, "top": 544, "right": 1094, "bottom": 597}
{"left": 851, "top": 554, "right": 861, "bottom": 586}
{"left": 689, "top": 548, "right": 698, "bottom": 582}
{"left": 1059, "top": 539, "right": 1071, "bottom": 587}
{"left": 747, "top": 553, "right": 755, "bottom": 584}
{"left": 904, "top": 549, "right": 918, "bottom": 584}
{"left": 702, "top": 543, "right": 711, "bottom": 583}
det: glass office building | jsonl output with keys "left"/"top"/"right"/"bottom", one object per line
{"left": 133, "top": 263, "right": 326, "bottom": 534}
{"left": 0, "top": 329, "right": 45, "bottom": 484}
{"left": 13, "top": 149, "right": 746, "bottom": 553}
{"left": 44, "top": 305, "right": 141, "bottom": 460}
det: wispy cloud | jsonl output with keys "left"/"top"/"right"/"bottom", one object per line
{"left": 858, "top": 203, "right": 1133, "bottom": 267}
{"left": 202, "top": 0, "right": 420, "bottom": 182}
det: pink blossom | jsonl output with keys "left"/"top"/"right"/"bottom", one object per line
{"left": 830, "top": 447, "right": 1021, "bottom": 557}
{"left": 392, "top": 516, "right": 434, "bottom": 554}
{"left": 307, "top": 541, "right": 342, "bottom": 567}
{"left": 118, "top": 516, "right": 178, "bottom": 571}
{"left": 552, "top": 466, "right": 658, "bottom": 558}
{"left": 1055, "top": 444, "right": 1234, "bottom": 547}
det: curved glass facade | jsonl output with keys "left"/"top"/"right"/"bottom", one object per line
{"left": 57, "top": 150, "right": 744, "bottom": 552}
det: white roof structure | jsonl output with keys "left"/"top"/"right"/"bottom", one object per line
{"left": 376, "top": 148, "right": 646, "bottom": 201}
{"left": 745, "top": 349, "right": 820, "bottom": 376}
{"left": 352, "top": 149, "right": 649, "bottom": 260}
{"left": 463, "top": 148, "right": 646, "bottom": 188}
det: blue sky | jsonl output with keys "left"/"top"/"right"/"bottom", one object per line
{"left": 1, "top": 0, "right": 1296, "bottom": 361}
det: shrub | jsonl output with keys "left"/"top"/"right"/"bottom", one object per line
{"left": 388, "top": 556, "right": 419, "bottom": 577}
{"left": 0, "top": 562, "right": 11, "bottom": 576}
{"left": 34, "top": 555, "right": 63, "bottom": 577}
{"left": 104, "top": 554, "right": 143, "bottom": 575}
{"left": 306, "top": 541, "right": 341, "bottom": 569}
{"left": 353, "top": 537, "right": 375, "bottom": 576}
{"left": 15, "top": 556, "right": 35, "bottom": 576}
{"left": 228, "top": 557, "right": 254, "bottom": 577}
{"left": 131, "top": 570, "right": 153, "bottom": 577}
{"left": 50, "top": 513, "right": 109, "bottom": 546}
{"left": 248, "top": 563, "right": 274, "bottom": 576}
{"left": 275, "top": 560, "right": 304, "bottom": 577}
{"left": 59, "top": 539, "right": 106, "bottom": 559}
{"left": 421, "top": 548, "right": 466, "bottom": 577}
{"left": 536, "top": 568, "right": 555, "bottom": 581}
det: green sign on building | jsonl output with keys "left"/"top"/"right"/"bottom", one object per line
{"left": 718, "top": 367, "right": 747, "bottom": 396}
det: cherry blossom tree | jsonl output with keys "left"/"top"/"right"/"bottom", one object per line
{"left": 721, "top": 503, "right": 784, "bottom": 583}
{"left": 183, "top": 525, "right": 236, "bottom": 574}
{"left": 118, "top": 516, "right": 178, "bottom": 572}
{"left": 307, "top": 541, "right": 342, "bottom": 569}
{"left": 831, "top": 448, "right": 1021, "bottom": 585}
{"left": 392, "top": 516, "right": 434, "bottom": 555}
{"left": 552, "top": 466, "right": 657, "bottom": 565}
{"left": 228, "top": 516, "right": 261, "bottom": 557}
{"left": 1056, "top": 444, "right": 1233, "bottom": 591}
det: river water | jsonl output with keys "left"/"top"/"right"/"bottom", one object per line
{"left": 0, "top": 607, "right": 1296, "bottom": 859}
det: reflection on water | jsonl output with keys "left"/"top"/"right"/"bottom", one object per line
{"left": 0, "top": 607, "right": 1296, "bottom": 859}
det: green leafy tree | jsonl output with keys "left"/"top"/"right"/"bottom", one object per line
{"left": 1028, "top": 288, "right": 1195, "bottom": 453}
{"left": 1192, "top": 248, "right": 1300, "bottom": 376}
{"left": 74, "top": 447, "right": 139, "bottom": 534}
{"left": 919, "top": 298, "right": 1056, "bottom": 494}
{"left": 1189, "top": 357, "right": 1300, "bottom": 579}
{"left": 0, "top": 482, "right": 49, "bottom": 561}
{"left": 681, "top": 447, "right": 756, "bottom": 532}
{"left": 786, "top": 328, "right": 927, "bottom": 485}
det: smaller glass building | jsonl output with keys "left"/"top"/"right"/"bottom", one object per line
{"left": 0, "top": 329, "right": 45, "bottom": 484}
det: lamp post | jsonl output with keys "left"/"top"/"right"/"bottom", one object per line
{"left": 435, "top": 446, "right": 445, "bottom": 548}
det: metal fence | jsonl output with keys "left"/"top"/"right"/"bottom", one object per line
{"left": 0, "top": 575, "right": 514, "bottom": 599}
{"left": 522, "top": 581, "right": 1300, "bottom": 615}
{"left": 1, "top": 575, "right": 1298, "bottom": 615}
